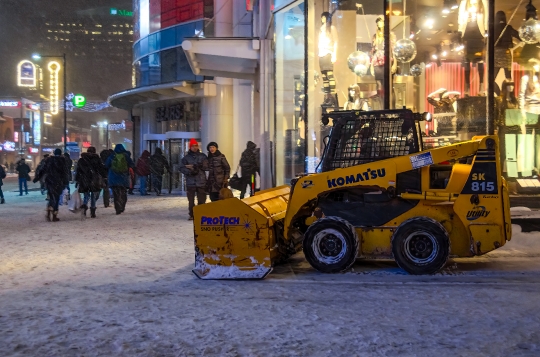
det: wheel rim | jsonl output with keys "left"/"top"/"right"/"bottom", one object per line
{"left": 312, "top": 228, "right": 347, "bottom": 264}
{"left": 403, "top": 231, "right": 438, "bottom": 264}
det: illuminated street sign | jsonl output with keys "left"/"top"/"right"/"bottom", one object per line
{"left": 72, "top": 94, "right": 86, "bottom": 108}
{"left": 48, "top": 61, "right": 61, "bottom": 115}
{"left": 17, "top": 60, "right": 36, "bottom": 87}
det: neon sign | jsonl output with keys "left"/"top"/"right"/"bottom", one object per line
{"left": 0, "top": 101, "right": 20, "bottom": 107}
{"left": 110, "top": 8, "right": 133, "bottom": 16}
{"left": 17, "top": 60, "right": 36, "bottom": 87}
{"left": 3, "top": 141, "right": 15, "bottom": 151}
{"left": 72, "top": 94, "right": 86, "bottom": 108}
{"left": 48, "top": 61, "right": 61, "bottom": 115}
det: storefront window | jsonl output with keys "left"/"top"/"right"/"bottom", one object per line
{"left": 274, "top": 1, "right": 305, "bottom": 186}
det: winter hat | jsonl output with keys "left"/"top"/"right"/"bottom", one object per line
{"left": 87, "top": 147, "right": 96, "bottom": 153}
{"left": 207, "top": 141, "right": 218, "bottom": 151}
{"left": 189, "top": 138, "right": 198, "bottom": 148}
{"left": 54, "top": 148, "right": 62, "bottom": 156}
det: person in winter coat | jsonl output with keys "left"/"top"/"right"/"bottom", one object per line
{"left": 76, "top": 147, "right": 108, "bottom": 218}
{"left": 100, "top": 149, "right": 114, "bottom": 207}
{"left": 33, "top": 148, "right": 70, "bottom": 222}
{"left": 35, "top": 154, "right": 50, "bottom": 195}
{"left": 150, "top": 147, "right": 170, "bottom": 196}
{"left": 136, "top": 150, "right": 151, "bottom": 196}
{"left": 63, "top": 152, "right": 73, "bottom": 196}
{"left": 238, "top": 141, "right": 260, "bottom": 199}
{"left": 206, "top": 141, "right": 230, "bottom": 202}
{"left": 105, "top": 144, "right": 135, "bottom": 215}
{"left": 0, "top": 164, "right": 6, "bottom": 204}
{"left": 16, "top": 159, "right": 31, "bottom": 196}
{"left": 179, "top": 139, "right": 208, "bottom": 220}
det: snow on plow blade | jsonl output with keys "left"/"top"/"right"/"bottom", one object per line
{"left": 192, "top": 185, "right": 291, "bottom": 279}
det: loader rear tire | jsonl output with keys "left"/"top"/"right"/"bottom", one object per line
{"left": 303, "top": 216, "right": 359, "bottom": 273}
{"left": 392, "top": 217, "right": 450, "bottom": 275}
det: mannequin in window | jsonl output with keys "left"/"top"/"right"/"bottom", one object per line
{"left": 458, "top": 0, "right": 488, "bottom": 96}
{"left": 427, "top": 88, "right": 460, "bottom": 134}
{"left": 494, "top": 11, "right": 520, "bottom": 88}
{"left": 319, "top": 12, "right": 338, "bottom": 108}
{"left": 343, "top": 84, "right": 370, "bottom": 111}
{"left": 519, "top": 61, "right": 540, "bottom": 115}
{"left": 370, "top": 16, "right": 396, "bottom": 96}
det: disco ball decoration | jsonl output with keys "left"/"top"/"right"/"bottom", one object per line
{"left": 393, "top": 39, "right": 417, "bottom": 63}
{"left": 347, "top": 51, "right": 371, "bottom": 75}
{"left": 354, "top": 64, "right": 369, "bottom": 76}
{"left": 410, "top": 64, "right": 422, "bottom": 77}
{"left": 519, "top": 18, "right": 540, "bottom": 44}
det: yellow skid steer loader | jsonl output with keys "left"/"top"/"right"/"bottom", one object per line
{"left": 193, "top": 109, "right": 512, "bottom": 279}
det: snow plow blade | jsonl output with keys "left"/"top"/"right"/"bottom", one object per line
{"left": 192, "top": 185, "right": 291, "bottom": 279}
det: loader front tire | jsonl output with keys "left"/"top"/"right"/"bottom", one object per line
{"left": 392, "top": 217, "right": 450, "bottom": 275}
{"left": 303, "top": 216, "right": 359, "bottom": 273}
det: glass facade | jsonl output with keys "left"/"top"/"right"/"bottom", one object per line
{"left": 272, "top": 1, "right": 540, "bottom": 188}
{"left": 132, "top": 20, "right": 210, "bottom": 87}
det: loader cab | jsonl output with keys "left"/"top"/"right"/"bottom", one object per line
{"left": 320, "top": 109, "right": 424, "bottom": 172}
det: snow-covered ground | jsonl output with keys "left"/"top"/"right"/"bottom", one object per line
{"left": 1, "top": 177, "right": 540, "bottom": 356}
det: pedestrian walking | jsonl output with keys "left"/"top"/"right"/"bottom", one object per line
{"left": 16, "top": 159, "right": 31, "bottom": 196}
{"left": 136, "top": 150, "right": 151, "bottom": 196}
{"left": 35, "top": 154, "right": 49, "bottom": 195}
{"left": 100, "top": 149, "right": 114, "bottom": 207}
{"left": 238, "top": 141, "right": 260, "bottom": 199}
{"left": 206, "top": 141, "right": 230, "bottom": 202}
{"left": 0, "top": 164, "right": 6, "bottom": 204}
{"left": 33, "top": 148, "right": 70, "bottom": 222}
{"left": 75, "top": 147, "right": 108, "bottom": 218}
{"left": 179, "top": 139, "right": 208, "bottom": 220}
{"left": 150, "top": 147, "right": 170, "bottom": 196}
{"left": 63, "top": 152, "right": 73, "bottom": 197}
{"left": 105, "top": 144, "right": 135, "bottom": 215}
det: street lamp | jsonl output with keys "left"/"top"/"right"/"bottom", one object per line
{"left": 32, "top": 53, "right": 67, "bottom": 152}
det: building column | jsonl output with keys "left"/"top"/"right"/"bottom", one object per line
{"left": 201, "top": 78, "right": 234, "bottom": 161}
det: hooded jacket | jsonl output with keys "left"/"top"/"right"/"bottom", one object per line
{"left": 239, "top": 141, "right": 259, "bottom": 177}
{"left": 33, "top": 155, "right": 69, "bottom": 194}
{"left": 105, "top": 144, "right": 135, "bottom": 187}
{"left": 16, "top": 161, "right": 31, "bottom": 179}
{"left": 136, "top": 150, "right": 152, "bottom": 176}
{"left": 76, "top": 152, "right": 108, "bottom": 193}
{"left": 207, "top": 150, "right": 230, "bottom": 192}
{"left": 179, "top": 149, "right": 208, "bottom": 188}
{"left": 150, "top": 148, "right": 170, "bottom": 176}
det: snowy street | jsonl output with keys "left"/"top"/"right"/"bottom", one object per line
{"left": 1, "top": 176, "right": 540, "bottom": 356}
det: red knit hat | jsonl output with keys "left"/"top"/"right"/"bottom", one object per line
{"left": 189, "top": 138, "right": 198, "bottom": 148}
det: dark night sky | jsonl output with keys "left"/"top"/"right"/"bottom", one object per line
{"left": 0, "top": 0, "right": 133, "bottom": 99}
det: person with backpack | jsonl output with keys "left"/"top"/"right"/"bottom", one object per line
{"left": 136, "top": 150, "right": 151, "bottom": 196}
{"left": 150, "top": 147, "right": 170, "bottom": 196}
{"left": 238, "top": 141, "right": 260, "bottom": 199}
{"left": 206, "top": 141, "right": 230, "bottom": 202}
{"left": 179, "top": 139, "right": 208, "bottom": 220}
{"left": 105, "top": 144, "right": 135, "bottom": 215}
{"left": 33, "top": 149, "right": 70, "bottom": 222}
{"left": 100, "top": 149, "right": 114, "bottom": 207}
{"left": 0, "top": 164, "right": 6, "bottom": 204}
{"left": 16, "top": 159, "right": 31, "bottom": 196}
{"left": 35, "top": 154, "right": 50, "bottom": 195}
{"left": 76, "top": 147, "right": 108, "bottom": 218}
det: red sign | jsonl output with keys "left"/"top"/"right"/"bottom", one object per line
{"left": 28, "top": 147, "right": 39, "bottom": 154}
{"left": 82, "top": 141, "right": 91, "bottom": 148}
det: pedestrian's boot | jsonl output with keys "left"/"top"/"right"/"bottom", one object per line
{"left": 81, "top": 204, "right": 88, "bottom": 217}
{"left": 46, "top": 206, "right": 52, "bottom": 222}
{"left": 52, "top": 211, "right": 60, "bottom": 222}
{"left": 0, "top": 198, "right": 4, "bottom": 204}
{"left": 90, "top": 208, "right": 96, "bottom": 218}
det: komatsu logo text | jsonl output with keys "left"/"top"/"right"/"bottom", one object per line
{"left": 201, "top": 216, "right": 240, "bottom": 225}
{"left": 327, "top": 168, "right": 386, "bottom": 188}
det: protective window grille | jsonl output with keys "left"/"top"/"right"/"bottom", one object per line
{"left": 330, "top": 113, "right": 416, "bottom": 170}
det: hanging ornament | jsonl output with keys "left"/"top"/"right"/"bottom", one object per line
{"left": 410, "top": 64, "right": 423, "bottom": 77}
{"left": 347, "top": 51, "right": 371, "bottom": 76}
{"left": 393, "top": 39, "right": 417, "bottom": 63}
{"left": 519, "top": 18, "right": 540, "bottom": 44}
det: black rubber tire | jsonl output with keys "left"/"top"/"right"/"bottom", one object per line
{"left": 303, "top": 216, "right": 359, "bottom": 273}
{"left": 391, "top": 217, "right": 450, "bottom": 275}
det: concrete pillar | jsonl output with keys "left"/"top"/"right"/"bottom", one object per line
{"left": 214, "top": 0, "right": 233, "bottom": 37}
{"left": 201, "top": 79, "right": 234, "bottom": 161}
